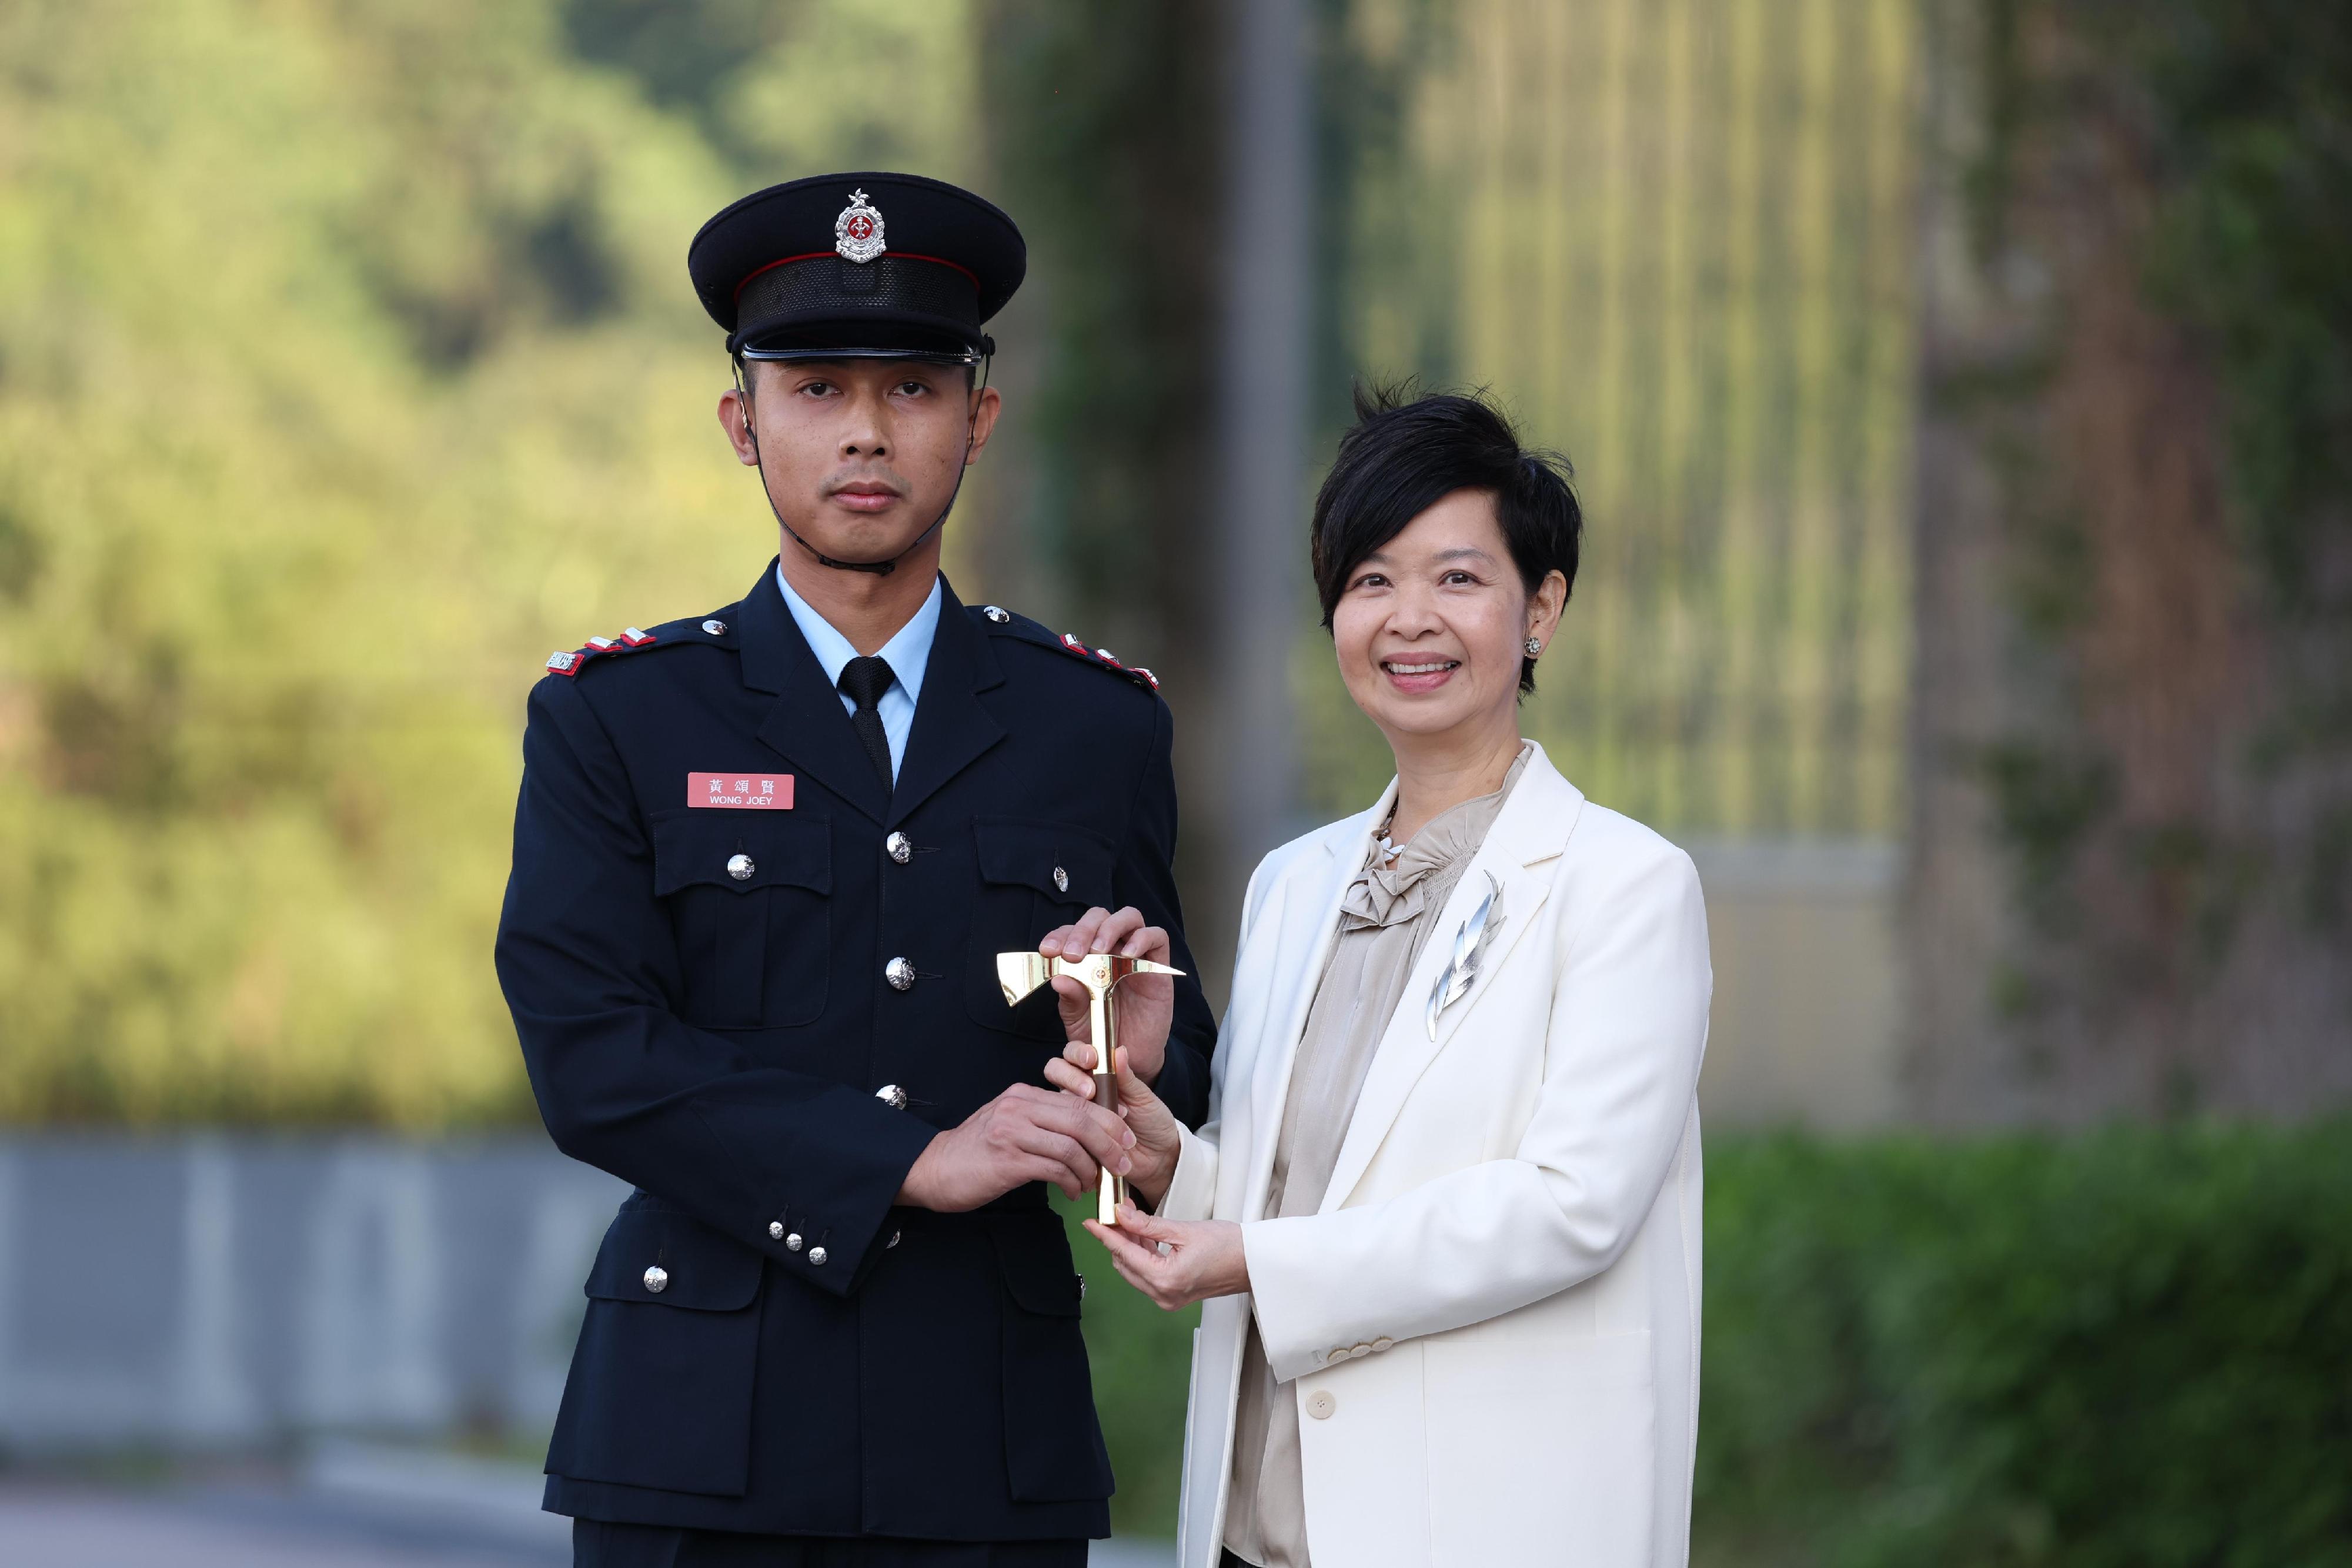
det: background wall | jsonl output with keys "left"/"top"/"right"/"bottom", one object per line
{"left": 0, "top": 1137, "right": 620, "bottom": 1452}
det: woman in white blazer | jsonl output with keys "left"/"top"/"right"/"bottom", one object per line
{"left": 1042, "top": 389, "right": 1710, "bottom": 1568}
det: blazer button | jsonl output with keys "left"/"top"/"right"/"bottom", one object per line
{"left": 727, "top": 853, "right": 754, "bottom": 881}
{"left": 885, "top": 831, "right": 912, "bottom": 865}
{"left": 1372, "top": 1337, "right": 1394, "bottom": 1352}
{"left": 876, "top": 1084, "right": 908, "bottom": 1111}
{"left": 1306, "top": 1390, "right": 1336, "bottom": 1420}
{"left": 808, "top": 1246, "right": 829, "bottom": 1266}
{"left": 786, "top": 1232, "right": 803, "bottom": 1252}
{"left": 885, "top": 957, "right": 916, "bottom": 991}
{"left": 1052, "top": 865, "right": 1070, "bottom": 892}
{"left": 769, "top": 1221, "right": 785, "bottom": 1241}
{"left": 643, "top": 1265, "right": 669, "bottom": 1295}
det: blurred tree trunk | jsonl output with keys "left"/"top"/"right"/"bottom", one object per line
{"left": 981, "top": 2, "right": 1309, "bottom": 1003}
{"left": 1907, "top": 0, "right": 2352, "bottom": 1122}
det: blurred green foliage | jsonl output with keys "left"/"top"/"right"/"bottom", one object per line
{"left": 0, "top": 0, "right": 1935, "bottom": 1124}
{"left": 1698, "top": 1125, "right": 2352, "bottom": 1567}
{"left": 0, "top": 0, "right": 974, "bottom": 1124}
{"left": 1074, "top": 1128, "right": 2352, "bottom": 1560}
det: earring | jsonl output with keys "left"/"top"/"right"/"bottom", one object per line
{"left": 1524, "top": 637, "right": 1543, "bottom": 658}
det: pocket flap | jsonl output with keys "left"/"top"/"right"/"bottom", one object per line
{"left": 973, "top": 818, "right": 1114, "bottom": 908}
{"left": 584, "top": 1201, "right": 764, "bottom": 1312}
{"left": 651, "top": 811, "right": 831, "bottom": 898}
{"left": 988, "top": 1213, "right": 1086, "bottom": 1318}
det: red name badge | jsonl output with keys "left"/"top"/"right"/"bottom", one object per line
{"left": 689, "top": 772, "right": 794, "bottom": 810}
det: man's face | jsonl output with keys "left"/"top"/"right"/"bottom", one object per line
{"left": 719, "top": 358, "right": 1000, "bottom": 564}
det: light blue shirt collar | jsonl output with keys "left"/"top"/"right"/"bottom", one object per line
{"left": 774, "top": 564, "right": 941, "bottom": 783}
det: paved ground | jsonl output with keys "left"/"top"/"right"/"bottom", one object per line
{"left": 0, "top": 1482, "right": 565, "bottom": 1568}
{"left": 0, "top": 1450, "right": 1175, "bottom": 1567}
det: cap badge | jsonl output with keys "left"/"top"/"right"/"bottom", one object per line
{"left": 834, "top": 189, "right": 887, "bottom": 264}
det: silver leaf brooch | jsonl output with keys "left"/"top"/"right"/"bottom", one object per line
{"left": 1426, "top": 872, "right": 1505, "bottom": 1040}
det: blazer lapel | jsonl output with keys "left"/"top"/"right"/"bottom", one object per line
{"left": 1317, "top": 749, "right": 1586, "bottom": 1213}
{"left": 886, "top": 579, "right": 1006, "bottom": 829}
{"left": 739, "top": 563, "right": 890, "bottom": 824}
{"left": 1237, "top": 784, "right": 1395, "bottom": 1223}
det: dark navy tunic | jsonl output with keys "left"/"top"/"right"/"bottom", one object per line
{"left": 495, "top": 563, "right": 1215, "bottom": 1543}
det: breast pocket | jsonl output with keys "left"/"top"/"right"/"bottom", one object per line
{"left": 963, "top": 817, "right": 1116, "bottom": 1041}
{"left": 651, "top": 811, "right": 831, "bottom": 1028}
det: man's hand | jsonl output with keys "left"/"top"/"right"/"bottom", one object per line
{"left": 897, "top": 1083, "right": 1136, "bottom": 1211}
{"left": 1045, "top": 1041, "right": 1182, "bottom": 1209}
{"left": 1083, "top": 1202, "right": 1250, "bottom": 1310}
{"left": 1040, "top": 905, "right": 1175, "bottom": 1086}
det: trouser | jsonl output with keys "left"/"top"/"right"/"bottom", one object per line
{"left": 573, "top": 1520, "right": 1090, "bottom": 1568}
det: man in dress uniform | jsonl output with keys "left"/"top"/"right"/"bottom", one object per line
{"left": 495, "top": 171, "right": 1218, "bottom": 1568}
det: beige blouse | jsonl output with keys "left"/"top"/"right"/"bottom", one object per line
{"left": 1223, "top": 744, "right": 1531, "bottom": 1568}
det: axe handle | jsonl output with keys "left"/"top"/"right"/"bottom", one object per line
{"left": 1090, "top": 988, "right": 1127, "bottom": 1224}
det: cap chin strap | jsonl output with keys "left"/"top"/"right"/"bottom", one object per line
{"left": 734, "top": 357, "right": 987, "bottom": 578}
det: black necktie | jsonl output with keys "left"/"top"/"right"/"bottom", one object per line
{"left": 838, "top": 655, "right": 896, "bottom": 785}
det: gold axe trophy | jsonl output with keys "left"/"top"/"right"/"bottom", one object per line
{"left": 996, "top": 950, "right": 1185, "bottom": 1226}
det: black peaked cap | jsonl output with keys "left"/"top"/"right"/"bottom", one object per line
{"left": 688, "top": 172, "right": 1026, "bottom": 358}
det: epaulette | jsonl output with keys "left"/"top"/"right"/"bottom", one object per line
{"left": 543, "top": 611, "right": 733, "bottom": 679}
{"left": 968, "top": 602, "right": 1162, "bottom": 695}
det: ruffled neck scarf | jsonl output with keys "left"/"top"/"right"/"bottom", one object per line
{"left": 1341, "top": 743, "right": 1531, "bottom": 932}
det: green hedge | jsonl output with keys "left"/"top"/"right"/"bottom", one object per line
{"left": 1070, "top": 1125, "right": 2352, "bottom": 1561}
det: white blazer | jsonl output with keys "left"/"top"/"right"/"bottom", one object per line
{"left": 1159, "top": 743, "right": 1710, "bottom": 1568}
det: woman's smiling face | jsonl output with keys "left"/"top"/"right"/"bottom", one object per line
{"left": 1331, "top": 488, "right": 1562, "bottom": 745}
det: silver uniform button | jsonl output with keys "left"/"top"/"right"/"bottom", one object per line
{"left": 1053, "top": 865, "right": 1069, "bottom": 893}
{"left": 982, "top": 605, "right": 1010, "bottom": 623}
{"left": 887, "top": 1229, "right": 902, "bottom": 1249}
{"left": 808, "top": 1246, "right": 829, "bottom": 1266}
{"left": 727, "top": 853, "right": 755, "bottom": 881}
{"left": 786, "top": 1232, "right": 803, "bottom": 1252}
{"left": 885, "top": 957, "right": 916, "bottom": 991}
{"left": 703, "top": 619, "right": 727, "bottom": 636}
{"left": 643, "top": 1265, "right": 669, "bottom": 1295}
{"left": 769, "top": 1221, "right": 785, "bottom": 1241}
{"left": 876, "top": 1083, "right": 908, "bottom": 1111}
{"left": 885, "top": 831, "right": 912, "bottom": 865}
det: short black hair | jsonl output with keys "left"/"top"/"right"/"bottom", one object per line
{"left": 1311, "top": 385, "right": 1583, "bottom": 694}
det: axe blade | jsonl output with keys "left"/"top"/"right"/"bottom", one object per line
{"left": 995, "top": 951, "right": 1054, "bottom": 1006}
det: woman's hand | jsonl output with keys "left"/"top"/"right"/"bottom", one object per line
{"left": 1045, "top": 1041, "right": 1181, "bottom": 1208}
{"left": 1083, "top": 1202, "right": 1250, "bottom": 1310}
{"left": 1038, "top": 906, "right": 1175, "bottom": 1086}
